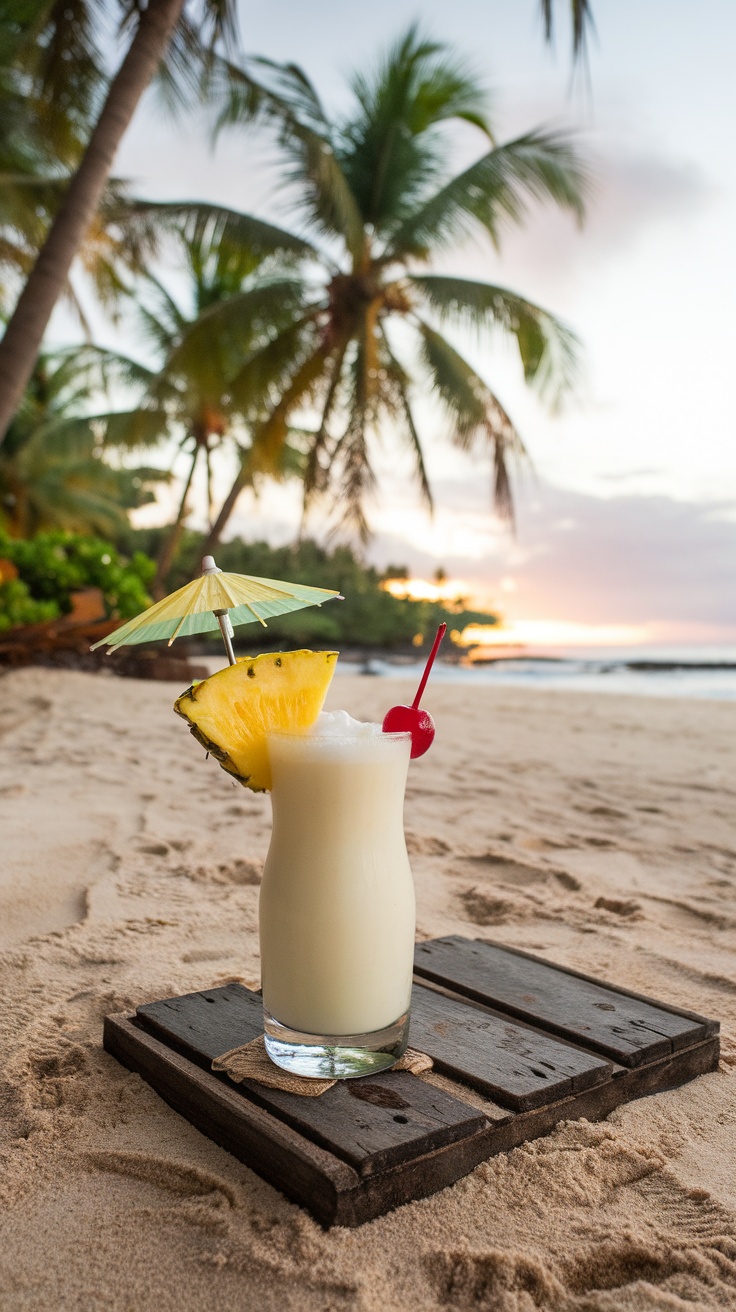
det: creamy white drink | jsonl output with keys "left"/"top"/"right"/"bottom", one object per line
{"left": 260, "top": 713, "right": 415, "bottom": 1051}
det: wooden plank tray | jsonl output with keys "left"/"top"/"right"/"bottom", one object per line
{"left": 104, "top": 936, "right": 719, "bottom": 1227}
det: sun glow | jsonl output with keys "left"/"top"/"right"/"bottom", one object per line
{"left": 460, "top": 619, "right": 653, "bottom": 650}
{"left": 381, "top": 576, "right": 475, "bottom": 605}
{"left": 381, "top": 578, "right": 654, "bottom": 650}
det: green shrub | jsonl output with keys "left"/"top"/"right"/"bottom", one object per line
{"left": 0, "top": 531, "right": 154, "bottom": 624}
{"left": 0, "top": 578, "right": 60, "bottom": 633}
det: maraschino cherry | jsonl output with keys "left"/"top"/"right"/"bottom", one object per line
{"left": 382, "top": 623, "right": 447, "bottom": 758}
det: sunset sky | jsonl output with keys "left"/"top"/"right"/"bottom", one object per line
{"left": 59, "top": 0, "right": 736, "bottom": 644}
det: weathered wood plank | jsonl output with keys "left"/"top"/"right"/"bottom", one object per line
{"left": 481, "top": 940, "right": 720, "bottom": 1037}
{"left": 101, "top": 937, "right": 720, "bottom": 1227}
{"left": 409, "top": 984, "right": 612, "bottom": 1111}
{"left": 103, "top": 1013, "right": 357, "bottom": 1225}
{"left": 136, "top": 985, "right": 487, "bottom": 1177}
{"left": 414, "top": 937, "right": 713, "bottom": 1066}
{"left": 348, "top": 1034, "right": 720, "bottom": 1225}
{"left": 137, "top": 983, "right": 262, "bottom": 1062}
{"left": 103, "top": 1012, "right": 720, "bottom": 1228}
{"left": 481, "top": 1035, "right": 721, "bottom": 1161}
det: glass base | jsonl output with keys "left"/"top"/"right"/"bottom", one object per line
{"left": 263, "top": 1008, "right": 410, "bottom": 1079}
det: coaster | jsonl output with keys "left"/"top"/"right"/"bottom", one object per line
{"left": 212, "top": 1036, "right": 433, "bottom": 1097}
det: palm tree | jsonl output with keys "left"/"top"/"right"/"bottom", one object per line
{"left": 0, "top": 352, "right": 164, "bottom": 538}
{"left": 86, "top": 212, "right": 311, "bottom": 592}
{"left": 0, "top": 0, "right": 241, "bottom": 444}
{"left": 0, "top": 0, "right": 594, "bottom": 446}
{"left": 192, "top": 28, "right": 587, "bottom": 548}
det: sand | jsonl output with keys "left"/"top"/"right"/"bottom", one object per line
{"left": 1, "top": 666, "right": 736, "bottom": 1311}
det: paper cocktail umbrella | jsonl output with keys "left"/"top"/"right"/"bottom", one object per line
{"left": 92, "top": 555, "right": 341, "bottom": 665}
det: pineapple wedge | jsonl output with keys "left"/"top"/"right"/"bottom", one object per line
{"left": 174, "top": 650, "right": 338, "bottom": 792}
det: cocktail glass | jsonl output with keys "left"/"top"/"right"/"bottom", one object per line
{"left": 260, "top": 725, "right": 414, "bottom": 1078}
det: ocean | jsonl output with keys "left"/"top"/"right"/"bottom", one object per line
{"left": 334, "top": 646, "right": 736, "bottom": 701}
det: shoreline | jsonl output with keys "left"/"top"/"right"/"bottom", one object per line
{"left": 5, "top": 643, "right": 736, "bottom": 705}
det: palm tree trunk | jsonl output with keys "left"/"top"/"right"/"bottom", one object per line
{"left": 0, "top": 0, "right": 186, "bottom": 446}
{"left": 202, "top": 463, "right": 248, "bottom": 556}
{"left": 154, "top": 446, "right": 198, "bottom": 597}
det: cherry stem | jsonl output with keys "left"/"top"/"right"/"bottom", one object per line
{"left": 411, "top": 623, "right": 447, "bottom": 710}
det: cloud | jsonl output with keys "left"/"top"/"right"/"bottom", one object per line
{"left": 590, "top": 151, "right": 710, "bottom": 242}
{"left": 366, "top": 480, "right": 736, "bottom": 630}
{"left": 438, "top": 141, "right": 713, "bottom": 304}
{"left": 512, "top": 486, "right": 736, "bottom": 626}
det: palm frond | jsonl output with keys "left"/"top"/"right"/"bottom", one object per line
{"left": 246, "top": 57, "right": 332, "bottom": 132}
{"left": 540, "top": 0, "right": 595, "bottom": 60}
{"left": 410, "top": 274, "right": 580, "bottom": 405}
{"left": 161, "top": 277, "right": 308, "bottom": 384}
{"left": 213, "top": 57, "right": 364, "bottom": 257}
{"left": 138, "top": 272, "right": 188, "bottom": 340}
{"left": 128, "top": 200, "right": 319, "bottom": 264}
{"left": 254, "top": 341, "right": 333, "bottom": 463}
{"left": 416, "top": 318, "right": 525, "bottom": 523}
{"left": 227, "top": 310, "right": 323, "bottom": 417}
{"left": 0, "top": 171, "right": 70, "bottom": 276}
{"left": 302, "top": 337, "right": 349, "bottom": 506}
{"left": 18, "top": 413, "right": 97, "bottom": 466}
{"left": 378, "top": 327, "right": 433, "bottom": 512}
{"left": 94, "top": 406, "right": 173, "bottom": 452}
{"left": 50, "top": 344, "right": 157, "bottom": 399}
{"left": 145, "top": 0, "right": 239, "bottom": 115}
{"left": 137, "top": 302, "right": 180, "bottom": 358}
{"left": 328, "top": 333, "right": 380, "bottom": 542}
{"left": 339, "top": 23, "right": 492, "bottom": 232}
{"left": 12, "top": 0, "right": 104, "bottom": 163}
{"left": 388, "top": 128, "right": 588, "bottom": 259}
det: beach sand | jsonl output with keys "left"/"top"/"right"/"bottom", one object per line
{"left": 1, "top": 666, "right": 735, "bottom": 1311}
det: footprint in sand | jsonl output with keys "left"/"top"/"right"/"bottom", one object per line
{"left": 183, "top": 859, "right": 262, "bottom": 886}
{"left": 181, "top": 947, "right": 229, "bottom": 964}
{"left": 641, "top": 895, "right": 736, "bottom": 932}
{"left": 0, "top": 1079, "right": 37, "bottom": 1141}
{"left": 459, "top": 888, "right": 517, "bottom": 925}
{"left": 594, "top": 896, "right": 642, "bottom": 918}
{"left": 520, "top": 836, "right": 571, "bottom": 853}
{"left": 0, "top": 694, "right": 51, "bottom": 740}
{"left": 562, "top": 1240, "right": 697, "bottom": 1299}
{"left": 405, "top": 832, "right": 451, "bottom": 857}
{"left": 29, "top": 1044, "right": 89, "bottom": 1112}
{"left": 84, "top": 1154, "right": 236, "bottom": 1201}
{"left": 461, "top": 852, "right": 581, "bottom": 893}
{"left": 83, "top": 1151, "right": 239, "bottom": 1221}
{"left": 425, "top": 1248, "right": 563, "bottom": 1309}
{"left": 563, "top": 1174, "right": 736, "bottom": 1303}
{"left": 425, "top": 1174, "right": 736, "bottom": 1309}
{"left": 216, "top": 858, "right": 263, "bottom": 885}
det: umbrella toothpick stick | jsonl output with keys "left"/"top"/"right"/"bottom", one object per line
{"left": 214, "top": 610, "right": 237, "bottom": 665}
{"left": 202, "top": 556, "right": 237, "bottom": 666}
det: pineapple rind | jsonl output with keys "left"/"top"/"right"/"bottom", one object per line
{"left": 174, "top": 650, "right": 338, "bottom": 792}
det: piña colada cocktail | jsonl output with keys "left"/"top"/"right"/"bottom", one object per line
{"left": 261, "top": 715, "right": 414, "bottom": 1075}
{"left": 175, "top": 651, "right": 416, "bottom": 1076}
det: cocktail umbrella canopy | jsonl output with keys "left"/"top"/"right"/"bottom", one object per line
{"left": 92, "top": 556, "right": 341, "bottom": 665}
